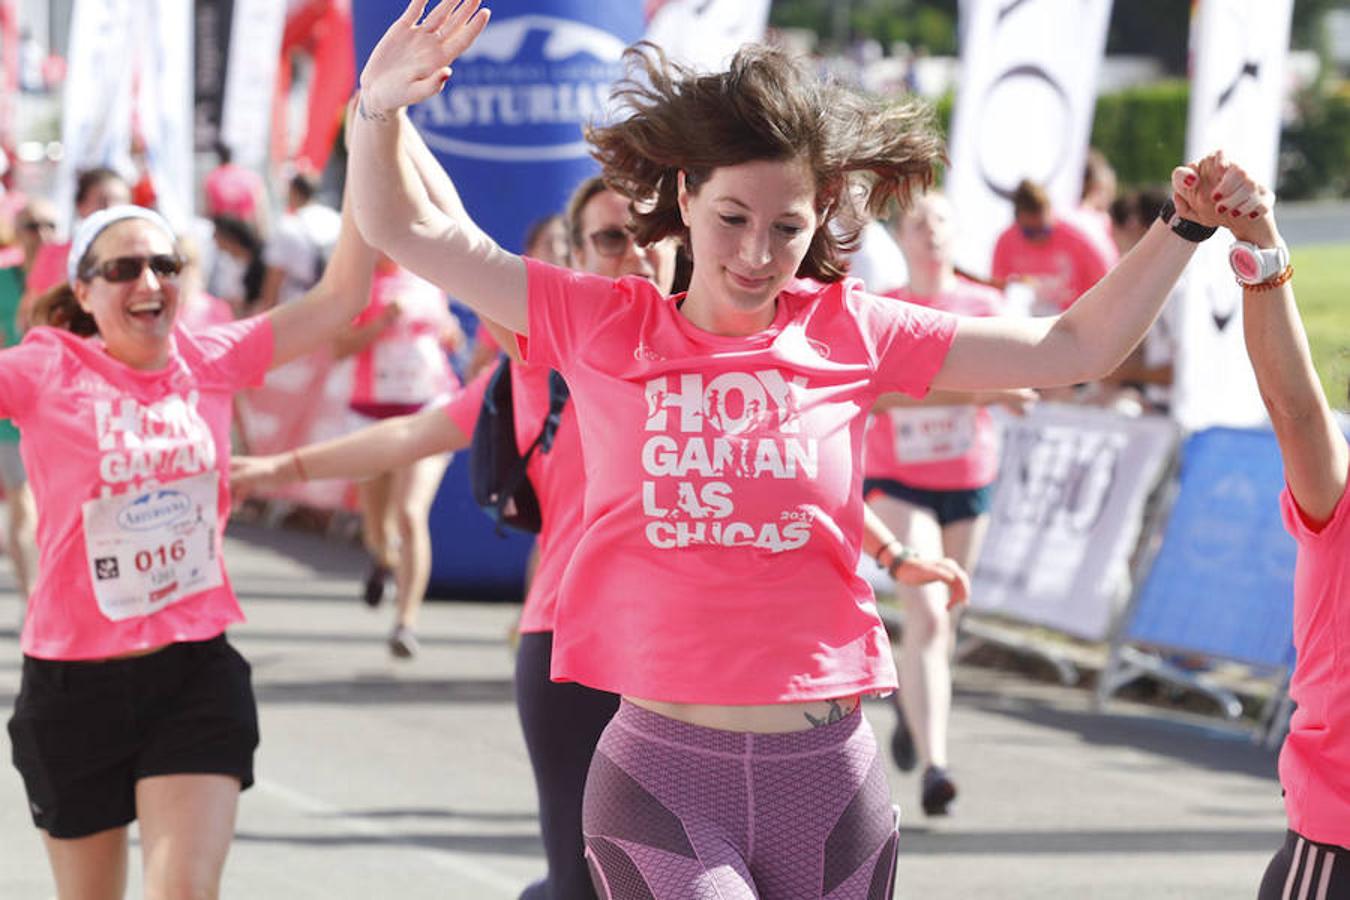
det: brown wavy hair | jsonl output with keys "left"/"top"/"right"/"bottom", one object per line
{"left": 28, "top": 283, "right": 98, "bottom": 336}
{"left": 586, "top": 43, "right": 944, "bottom": 283}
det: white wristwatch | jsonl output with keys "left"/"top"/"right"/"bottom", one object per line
{"left": 1228, "top": 240, "right": 1290, "bottom": 286}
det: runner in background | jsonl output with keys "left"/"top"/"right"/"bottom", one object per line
{"left": 991, "top": 178, "right": 1113, "bottom": 316}
{"left": 351, "top": 5, "right": 1261, "bottom": 893}
{"left": 335, "top": 255, "right": 462, "bottom": 658}
{"left": 23, "top": 166, "right": 131, "bottom": 305}
{"left": 1234, "top": 174, "right": 1350, "bottom": 900}
{"left": 0, "top": 198, "right": 55, "bottom": 618}
{"left": 4, "top": 187, "right": 375, "bottom": 899}
{"left": 259, "top": 171, "right": 341, "bottom": 310}
{"left": 204, "top": 142, "right": 270, "bottom": 237}
{"left": 866, "top": 191, "right": 1033, "bottom": 815}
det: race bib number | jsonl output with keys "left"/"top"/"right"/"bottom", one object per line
{"left": 371, "top": 335, "right": 450, "bottom": 405}
{"left": 893, "top": 407, "right": 977, "bottom": 463}
{"left": 81, "top": 471, "right": 223, "bottom": 622}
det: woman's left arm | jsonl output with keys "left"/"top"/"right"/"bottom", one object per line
{"left": 932, "top": 152, "right": 1257, "bottom": 392}
{"left": 266, "top": 182, "right": 378, "bottom": 369}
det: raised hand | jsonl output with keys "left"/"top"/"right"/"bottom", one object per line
{"left": 1170, "top": 150, "right": 1275, "bottom": 236}
{"left": 359, "top": 0, "right": 491, "bottom": 120}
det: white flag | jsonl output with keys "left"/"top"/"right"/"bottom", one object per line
{"left": 1172, "top": 0, "right": 1294, "bottom": 430}
{"left": 643, "top": 0, "right": 771, "bottom": 72}
{"left": 220, "top": 0, "right": 288, "bottom": 171}
{"left": 57, "top": 0, "right": 137, "bottom": 231}
{"left": 134, "top": 0, "right": 194, "bottom": 229}
{"left": 946, "top": 0, "right": 1112, "bottom": 277}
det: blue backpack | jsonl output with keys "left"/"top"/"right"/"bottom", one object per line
{"left": 469, "top": 361, "right": 570, "bottom": 534}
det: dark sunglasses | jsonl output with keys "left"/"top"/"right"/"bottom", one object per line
{"left": 19, "top": 219, "right": 56, "bottom": 232}
{"left": 83, "top": 254, "right": 184, "bottom": 284}
{"left": 588, "top": 226, "right": 637, "bottom": 258}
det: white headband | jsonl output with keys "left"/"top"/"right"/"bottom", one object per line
{"left": 68, "top": 205, "right": 176, "bottom": 284}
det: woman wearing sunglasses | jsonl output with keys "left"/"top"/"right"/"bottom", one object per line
{"left": 0, "top": 198, "right": 57, "bottom": 617}
{"left": 4, "top": 199, "right": 374, "bottom": 899}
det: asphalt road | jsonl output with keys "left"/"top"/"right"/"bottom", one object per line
{"left": 0, "top": 522, "right": 1288, "bottom": 899}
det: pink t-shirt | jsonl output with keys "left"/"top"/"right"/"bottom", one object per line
{"left": 444, "top": 360, "right": 585, "bottom": 634}
{"left": 204, "top": 163, "right": 264, "bottom": 221}
{"left": 990, "top": 219, "right": 1112, "bottom": 313}
{"left": 350, "top": 267, "right": 458, "bottom": 413}
{"left": 865, "top": 280, "right": 1004, "bottom": 491}
{"left": 523, "top": 258, "right": 958, "bottom": 704}
{"left": 25, "top": 240, "right": 69, "bottom": 298}
{"left": 0, "top": 317, "right": 274, "bottom": 659}
{"left": 1278, "top": 477, "right": 1350, "bottom": 846}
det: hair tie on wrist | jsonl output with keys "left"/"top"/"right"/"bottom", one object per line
{"left": 291, "top": 450, "right": 310, "bottom": 482}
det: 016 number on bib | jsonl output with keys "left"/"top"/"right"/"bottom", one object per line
{"left": 81, "top": 471, "right": 223, "bottom": 621}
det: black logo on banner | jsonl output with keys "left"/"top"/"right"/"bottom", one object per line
{"left": 976, "top": 0, "right": 1075, "bottom": 200}
{"left": 94, "top": 557, "right": 120, "bottom": 581}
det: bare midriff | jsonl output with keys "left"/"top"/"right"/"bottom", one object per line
{"left": 626, "top": 695, "right": 861, "bottom": 734}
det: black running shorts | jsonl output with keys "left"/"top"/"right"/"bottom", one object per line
{"left": 7, "top": 634, "right": 259, "bottom": 839}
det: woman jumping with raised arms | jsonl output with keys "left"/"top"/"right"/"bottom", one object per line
{"left": 351, "top": 3, "right": 1271, "bottom": 896}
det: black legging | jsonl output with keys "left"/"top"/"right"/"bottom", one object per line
{"left": 1258, "top": 830, "right": 1350, "bottom": 900}
{"left": 515, "top": 631, "right": 620, "bottom": 900}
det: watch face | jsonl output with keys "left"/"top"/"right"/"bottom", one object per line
{"left": 1230, "top": 246, "right": 1261, "bottom": 282}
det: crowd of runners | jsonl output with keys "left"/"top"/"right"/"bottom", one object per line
{"left": 0, "top": 1, "right": 1344, "bottom": 898}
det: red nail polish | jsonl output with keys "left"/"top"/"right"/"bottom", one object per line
{"left": 1216, "top": 205, "right": 1226, "bottom": 213}
{"left": 1184, "top": 175, "right": 1197, "bottom": 186}
{"left": 1212, "top": 192, "right": 1223, "bottom": 201}
{"left": 1248, "top": 211, "right": 1259, "bottom": 219}
{"left": 1231, "top": 209, "right": 1241, "bottom": 218}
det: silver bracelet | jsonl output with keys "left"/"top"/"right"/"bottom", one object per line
{"left": 357, "top": 94, "right": 393, "bottom": 123}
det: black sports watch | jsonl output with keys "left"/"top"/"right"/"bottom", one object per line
{"left": 1158, "top": 197, "right": 1217, "bottom": 243}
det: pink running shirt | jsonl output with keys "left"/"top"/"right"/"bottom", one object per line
{"left": 522, "top": 258, "right": 958, "bottom": 704}
{"left": 350, "top": 267, "right": 458, "bottom": 413}
{"left": 990, "top": 219, "right": 1112, "bottom": 313}
{"left": 0, "top": 317, "right": 274, "bottom": 659}
{"left": 444, "top": 360, "right": 586, "bottom": 634}
{"left": 1278, "top": 477, "right": 1350, "bottom": 846}
{"left": 204, "top": 163, "right": 264, "bottom": 221}
{"left": 865, "top": 280, "right": 1004, "bottom": 491}
{"left": 24, "top": 240, "right": 69, "bottom": 298}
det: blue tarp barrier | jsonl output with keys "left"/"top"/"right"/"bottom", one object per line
{"left": 1125, "top": 427, "right": 1297, "bottom": 668}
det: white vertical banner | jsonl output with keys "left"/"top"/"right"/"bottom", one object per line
{"left": 1172, "top": 0, "right": 1293, "bottom": 430}
{"left": 643, "top": 0, "right": 771, "bottom": 71}
{"left": 946, "top": 0, "right": 1112, "bottom": 277}
{"left": 220, "top": 0, "right": 287, "bottom": 171}
{"left": 57, "top": 0, "right": 136, "bottom": 231}
{"left": 134, "top": 0, "right": 194, "bottom": 229}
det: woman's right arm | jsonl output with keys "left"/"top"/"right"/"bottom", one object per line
{"left": 1239, "top": 217, "right": 1348, "bottom": 526}
{"left": 349, "top": 0, "right": 529, "bottom": 334}
{"left": 231, "top": 404, "right": 468, "bottom": 491}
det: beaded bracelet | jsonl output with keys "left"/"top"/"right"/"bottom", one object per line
{"left": 1240, "top": 265, "right": 1293, "bottom": 292}
{"left": 291, "top": 450, "right": 310, "bottom": 482}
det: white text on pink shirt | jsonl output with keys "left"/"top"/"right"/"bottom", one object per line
{"left": 640, "top": 370, "right": 820, "bottom": 553}
{"left": 93, "top": 392, "right": 217, "bottom": 495}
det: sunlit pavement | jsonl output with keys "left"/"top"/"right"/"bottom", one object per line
{"left": 0, "top": 521, "right": 1285, "bottom": 899}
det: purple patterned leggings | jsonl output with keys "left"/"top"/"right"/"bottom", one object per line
{"left": 583, "top": 701, "right": 900, "bottom": 899}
